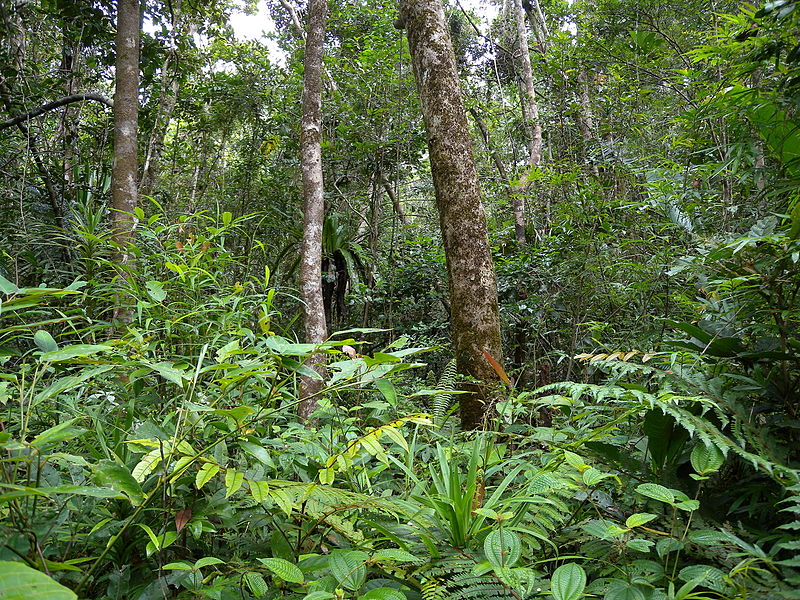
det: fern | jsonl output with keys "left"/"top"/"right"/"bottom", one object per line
{"left": 535, "top": 358, "right": 800, "bottom": 485}
{"left": 433, "top": 359, "right": 458, "bottom": 428}
{"left": 416, "top": 551, "right": 516, "bottom": 600}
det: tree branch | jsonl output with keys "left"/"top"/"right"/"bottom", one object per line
{"left": 0, "top": 93, "right": 112, "bottom": 130}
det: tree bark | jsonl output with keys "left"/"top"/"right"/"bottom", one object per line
{"left": 512, "top": 0, "right": 543, "bottom": 246}
{"left": 111, "top": 0, "right": 140, "bottom": 323}
{"left": 397, "top": 0, "right": 503, "bottom": 429}
{"left": 297, "top": 0, "right": 329, "bottom": 421}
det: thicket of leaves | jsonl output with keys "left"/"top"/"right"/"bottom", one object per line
{"left": 1, "top": 0, "right": 800, "bottom": 598}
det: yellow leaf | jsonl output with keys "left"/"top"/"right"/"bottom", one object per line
{"left": 225, "top": 469, "right": 244, "bottom": 497}
{"left": 249, "top": 480, "right": 270, "bottom": 502}
{"left": 195, "top": 463, "right": 220, "bottom": 490}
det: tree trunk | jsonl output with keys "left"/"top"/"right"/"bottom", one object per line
{"left": 512, "top": 0, "right": 543, "bottom": 246}
{"left": 297, "top": 0, "right": 329, "bottom": 421}
{"left": 397, "top": 0, "right": 503, "bottom": 430}
{"left": 111, "top": 0, "right": 140, "bottom": 323}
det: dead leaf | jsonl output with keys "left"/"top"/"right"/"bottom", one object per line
{"left": 175, "top": 508, "right": 192, "bottom": 533}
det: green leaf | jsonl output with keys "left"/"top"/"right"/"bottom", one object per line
{"left": 0, "top": 274, "right": 19, "bottom": 295}
{"left": 551, "top": 563, "right": 586, "bottom": 600}
{"left": 302, "top": 593, "right": 336, "bottom": 600}
{"left": 329, "top": 550, "right": 367, "bottom": 591}
{"left": 687, "top": 529, "right": 728, "bottom": 546}
{"left": 656, "top": 537, "right": 683, "bottom": 558}
{"left": 33, "top": 330, "right": 58, "bottom": 353}
{"left": 358, "top": 589, "right": 406, "bottom": 600}
{"left": 225, "top": 469, "right": 244, "bottom": 498}
{"left": 257, "top": 558, "right": 304, "bottom": 584}
{"left": 30, "top": 419, "right": 85, "bottom": 448}
{"left": 39, "top": 344, "right": 112, "bottom": 362}
{"left": 678, "top": 565, "right": 727, "bottom": 593}
{"left": 249, "top": 480, "right": 270, "bottom": 503}
{"left": 270, "top": 488, "right": 293, "bottom": 517}
{"left": 582, "top": 467, "right": 614, "bottom": 486}
{"left": 605, "top": 579, "right": 645, "bottom": 600}
{"left": 635, "top": 483, "right": 675, "bottom": 504}
{"left": 626, "top": 538, "right": 655, "bottom": 552}
{"left": 194, "top": 557, "right": 224, "bottom": 569}
{"left": 374, "top": 378, "right": 397, "bottom": 406}
{"left": 690, "top": 443, "right": 725, "bottom": 475}
{"left": 132, "top": 448, "right": 162, "bottom": 482}
{"left": 245, "top": 572, "right": 270, "bottom": 598}
{"left": 195, "top": 463, "right": 220, "bottom": 490}
{"left": 161, "top": 562, "right": 193, "bottom": 571}
{"left": 625, "top": 513, "right": 657, "bottom": 528}
{"left": 484, "top": 529, "right": 521, "bottom": 568}
{"left": 93, "top": 460, "right": 144, "bottom": 506}
{"left": 0, "top": 561, "right": 77, "bottom": 600}
{"left": 675, "top": 499, "right": 700, "bottom": 511}
{"left": 144, "top": 361, "right": 188, "bottom": 387}
{"left": 370, "top": 549, "right": 420, "bottom": 563}
{"left": 145, "top": 280, "right": 167, "bottom": 302}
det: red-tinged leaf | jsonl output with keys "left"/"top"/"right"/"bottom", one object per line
{"left": 175, "top": 508, "right": 192, "bottom": 533}
{"left": 481, "top": 349, "right": 512, "bottom": 387}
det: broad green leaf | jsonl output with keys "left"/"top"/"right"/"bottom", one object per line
{"left": 582, "top": 467, "right": 613, "bottom": 486}
{"left": 370, "top": 548, "right": 419, "bottom": 563}
{"left": 380, "top": 424, "right": 409, "bottom": 452}
{"left": 319, "top": 467, "right": 335, "bottom": 485}
{"left": 690, "top": 443, "right": 725, "bottom": 475}
{"left": 245, "top": 572, "right": 269, "bottom": 598}
{"left": 30, "top": 419, "right": 85, "bottom": 448}
{"left": 626, "top": 538, "right": 655, "bottom": 552}
{"left": 302, "top": 593, "right": 336, "bottom": 600}
{"left": 270, "top": 488, "right": 293, "bottom": 517}
{"left": 687, "top": 529, "right": 728, "bottom": 546}
{"left": 225, "top": 469, "right": 244, "bottom": 497}
{"left": 144, "top": 361, "right": 187, "bottom": 387}
{"left": 678, "top": 565, "right": 727, "bottom": 593}
{"left": 249, "top": 480, "right": 270, "bottom": 503}
{"left": 161, "top": 562, "right": 193, "bottom": 571}
{"left": 40, "top": 344, "right": 112, "bottom": 362}
{"left": 33, "top": 330, "right": 58, "bottom": 353}
{"left": 358, "top": 589, "right": 406, "bottom": 600}
{"left": 257, "top": 558, "right": 304, "bottom": 584}
{"left": 239, "top": 440, "right": 274, "bottom": 467}
{"left": 374, "top": 378, "right": 397, "bottom": 406}
{"left": 132, "top": 448, "right": 163, "bottom": 482}
{"left": 195, "top": 463, "right": 220, "bottom": 490}
{"left": 145, "top": 280, "right": 167, "bottom": 302}
{"left": 484, "top": 529, "right": 521, "bottom": 568}
{"left": 625, "top": 513, "right": 657, "bottom": 528}
{"left": 551, "top": 563, "right": 586, "bottom": 600}
{"left": 329, "top": 550, "right": 367, "bottom": 591}
{"left": 194, "top": 557, "right": 224, "bottom": 569}
{"left": 145, "top": 531, "right": 177, "bottom": 556}
{"left": 675, "top": 499, "right": 700, "bottom": 511}
{"left": 0, "top": 274, "right": 19, "bottom": 295}
{"left": 0, "top": 561, "right": 76, "bottom": 600}
{"left": 635, "top": 483, "right": 675, "bottom": 504}
{"left": 656, "top": 537, "right": 684, "bottom": 558}
{"left": 605, "top": 579, "right": 645, "bottom": 600}
{"left": 93, "top": 460, "right": 144, "bottom": 506}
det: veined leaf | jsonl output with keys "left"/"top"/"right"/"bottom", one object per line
{"left": 225, "top": 469, "right": 244, "bottom": 497}
{"left": 551, "top": 563, "right": 587, "bottom": 600}
{"left": 257, "top": 558, "right": 304, "bottom": 584}
{"left": 0, "top": 561, "right": 77, "bottom": 600}
{"left": 195, "top": 463, "right": 220, "bottom": 490}
{"left": 249, "top": 480, "right": 270, "bottom": 503}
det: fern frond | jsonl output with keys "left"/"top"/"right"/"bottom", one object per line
{"left": 433, "top": 359, "right": 458, "bottom": 427}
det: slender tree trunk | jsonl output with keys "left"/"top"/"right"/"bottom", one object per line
{"left": 111, "top": 0, "right": 140, "bottom": 323}
{"left": 397, "top": 0, "right": 503, "bottom": 429}
{"left": 297, "top": 0, "right": 329, "bottom": 421}
{"left": 141, "top": 55, "right": 180, "bottom": 196}
{"left": 512, "top": 0, "right": 542, "bottom": 246}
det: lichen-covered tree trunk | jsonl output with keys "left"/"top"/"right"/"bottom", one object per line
{"left": 512, "top": 0, "right": 542, "bottom": 246}
{"left": 398, "top": 0, "right": 503, "bottom": 429}
{"left": 111, "top": 0, "right": 140, "bottom": 323}
{"left": 297, "top": 0, "right": 329, "bottom": 421}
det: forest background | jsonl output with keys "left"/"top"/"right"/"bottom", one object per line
{"left": 1, "top": 0, "right": 799, "bottom": 599}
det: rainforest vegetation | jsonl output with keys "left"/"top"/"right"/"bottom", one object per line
{"left": 0, "top": 0, "right": 799, "bottom": 598}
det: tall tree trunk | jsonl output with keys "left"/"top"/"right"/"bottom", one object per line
{"left": 297, "top": 0, "right": 329, "bottom": 421}
{"left": 397, "top": 0, "right": 503, "bottom": 430}
{"left": 111, "top": 0, "right": 140, "bottom": 323}
{"left": 512, "top": 0, "right": 542, "bottom": 246}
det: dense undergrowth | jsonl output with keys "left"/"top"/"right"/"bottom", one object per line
{"left": 1, "top": 212, "right": 799, "bottom": 600}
